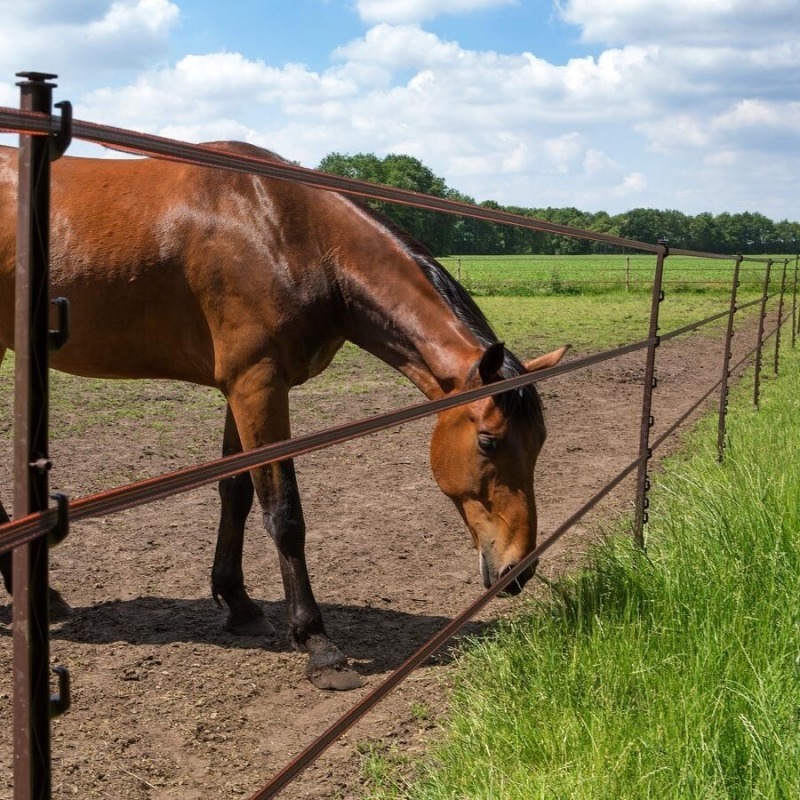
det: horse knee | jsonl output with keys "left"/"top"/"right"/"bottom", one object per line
{"left": 263, "top": 510, "right": 306, "bottom": 555}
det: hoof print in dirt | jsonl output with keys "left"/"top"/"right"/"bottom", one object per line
{"left": 307, "top": 664, "right": 364, "bottom": 691}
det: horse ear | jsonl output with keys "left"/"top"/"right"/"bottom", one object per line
{"left": 478, "top": 341, "right": 506, "bottom": 384}
{"left": 524, "top": 344, "right": 570, "bottom": 373}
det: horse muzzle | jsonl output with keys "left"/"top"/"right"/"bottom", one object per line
{"left": 479, "top": 551, "right": 538, "bottom": 595}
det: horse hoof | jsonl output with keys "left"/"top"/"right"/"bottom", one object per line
{"left": 224, "top": 612, "right": 275, "bottom": 637}
{"left": 49, "top": 589, "right": 73, "bottom": 621}
{"left": 307, "top": 664, "right": 364, "bottom": 691}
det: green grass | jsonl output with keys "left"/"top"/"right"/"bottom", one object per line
{"left": 477, "top": 290, "right": 761, "bottom": 354}
{"left": 439, "top": 254, "right": 790, "bottom": 297}
{"left": 363, "top": 345, "right": 800, "bottom": 799}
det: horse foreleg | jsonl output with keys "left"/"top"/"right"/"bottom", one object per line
{"left": 1, "top": 341, "right": 68, "bottom": 614}
{"left": 212, "top": 404, "right": 274, "bottom": 636}
{"left": 227, "top": 380, "right": 363, "bottom": 690}
{"left": 0, "top": 347, "right": 9, "bottom": 596}
{"left": 261, "top": 457, "right": 363, "bottom": 690}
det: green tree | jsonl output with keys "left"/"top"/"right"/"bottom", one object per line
{"left": 316, "top": 151, "right": 457, "bottom": 254}
{"left": 688, "top": 212, "right": 720, "bottom": 252}
{"left": 317, "top": 151, "right": 798, "bottom": 257}
{"left": 618, "top": 208, "right": 667, "bottom": 246}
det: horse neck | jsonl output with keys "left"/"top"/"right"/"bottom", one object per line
{"left": 331, "top": 222, "right": 485, "bottom": 400}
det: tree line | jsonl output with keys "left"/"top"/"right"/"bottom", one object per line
{"left": 318, "top": 152, "right": 800, "bottom": 257}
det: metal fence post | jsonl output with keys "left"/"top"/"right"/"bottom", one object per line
{"left": 753, "top": 259, "right": 772, "bottom": 409}
{"left": 773, "top": 259, "right": 788, "bottom": 374}
{"left": 716, "top": 255, "right": 742, "bottom": 462}
{"left": 633, "top": 239, "right": 668, "bottom": 548}
{"left": 792, "top": 255, "right": 798, "bottom": 349}
{"left": 12, "top": 71, "right": 69, "bottom": 800}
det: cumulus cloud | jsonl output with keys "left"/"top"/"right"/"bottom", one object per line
{"left": 583, "top": 148, "right": 620, "bottom": 176}
{"left": 558, "top": 0, "right": 800, "bottom": 47}
{"left": 713, "top": 98, "right": 800, "bottom": 132}
{"left": 78, "top": 51, "right": 356, "bottom": 133}
{"left": 0, "top": 0, "right": 179, "bottom": 84}
{"left": 543, "top": 132, "right": 584, "bottom": 172}
{"left": 613, "top": 171, "right": 646, "bottom": 196}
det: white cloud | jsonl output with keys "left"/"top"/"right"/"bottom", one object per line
{"left": 77, "top": 51, "right": 356, "bottom": 132}
{"left": 558, "top": 0, "right": 800, "bottom": 47}
{"left": 636, "top": 114, "right": 710, "bottom": 153}
{"left": 356, "top": 0, "right": 516, "bottom": 25}
{"left": 713, "top": 98, "right": 800, "bottom": 132}
{"left": 334, "top": 23, "right": 461, "bottom": 70}
{"left": 583, "top": 148, "right": 619, "bottom": 176}
{"left": 636, "top": 98, "right": 800, "bottom": 158}
{"left": 0, "top": 0, "right": 179, "bottom": 84}
{"left": 613, "top": 171, "right": 646, "bottom": 196}
{"left": 543, "top": 132, "right": 584, "bottom": 172}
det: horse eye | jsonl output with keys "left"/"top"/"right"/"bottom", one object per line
{"left": 477, "top": 434, "right": 498, "bottom": 455}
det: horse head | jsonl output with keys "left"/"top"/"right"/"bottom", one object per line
{"left": 430, "top": 342, "right": 568, "bottom": 594}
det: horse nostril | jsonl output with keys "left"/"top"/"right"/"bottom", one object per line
{"left": 497, "top": 561, "right": 535, "bottom": 596}
{"left": 498, "top": 564, "right": 515, "bottom": 580}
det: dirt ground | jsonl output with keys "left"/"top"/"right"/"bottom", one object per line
{"left": 0, "top": 311, "right": 777, "bottom": 799}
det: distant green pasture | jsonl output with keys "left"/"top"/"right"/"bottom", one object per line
{"left": 439, "top": 254, "right": 792, "bottom": 297}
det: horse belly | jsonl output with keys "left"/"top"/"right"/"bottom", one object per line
{"left": 46, "top": 278, "right": 216, "bottom": 384}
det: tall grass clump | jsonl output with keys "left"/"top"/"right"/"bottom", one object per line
{"left": 366, "top": 346, "right": 800, "bottom": 799}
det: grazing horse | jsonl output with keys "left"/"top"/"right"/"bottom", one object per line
{"left": 0, "top": 142, "right": 566, "bottom": 689}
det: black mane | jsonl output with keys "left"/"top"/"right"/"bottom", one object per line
{"left": 355, "top": 202, "right": 544, "bottom": 426}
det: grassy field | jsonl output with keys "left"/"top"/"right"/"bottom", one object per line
{"left": 362, "top": 343, "right": 800, "bottom": 798}
{"left": 439, "top": 253, "right": 794, "bottom": 297}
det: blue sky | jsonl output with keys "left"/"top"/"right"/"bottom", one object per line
{"left": 169, "top": 1, "right": 589, "bottom": 70}
{"left": 1, "top": 1, "right": 799, "bottom": 220}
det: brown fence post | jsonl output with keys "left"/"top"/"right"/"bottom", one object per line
{"left": 753, "top": 259, "right": 773, "bottom": 408}
{"left": 792, "top": 255, "right": 798, "bottom": 349}
{"left": 773, "top": 259, "right": 788, "bottom": 374}
{"left": 12, "top": 71, "right": 71, "bottom": 800}
{"left": 716, "top": 254, "right": 742, "bottom": 462}
{"left": 633, "top": 239, "right": 668, "bottom": 547}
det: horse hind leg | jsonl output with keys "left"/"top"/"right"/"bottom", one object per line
{"left": 0, "top": 346, "right": 71, "bottom": 618}
{"left": 211, "top": 404, "right": 274, "bottom": 636}
{"left": 0, "top": 500, "right": 10, "bottom": 597}
{"left": 0, "top": 528, "right": 72, "bottom": 619}
{"left": 1, "top": 346, "right": 11, "bottom": 597}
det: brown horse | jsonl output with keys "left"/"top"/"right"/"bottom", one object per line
{"left": 0, "top": 142, "right": 566, "bottom": 689}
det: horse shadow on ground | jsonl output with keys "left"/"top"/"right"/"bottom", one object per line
{"left": 0, "top": 596, "right": 495, "bottom": 677}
